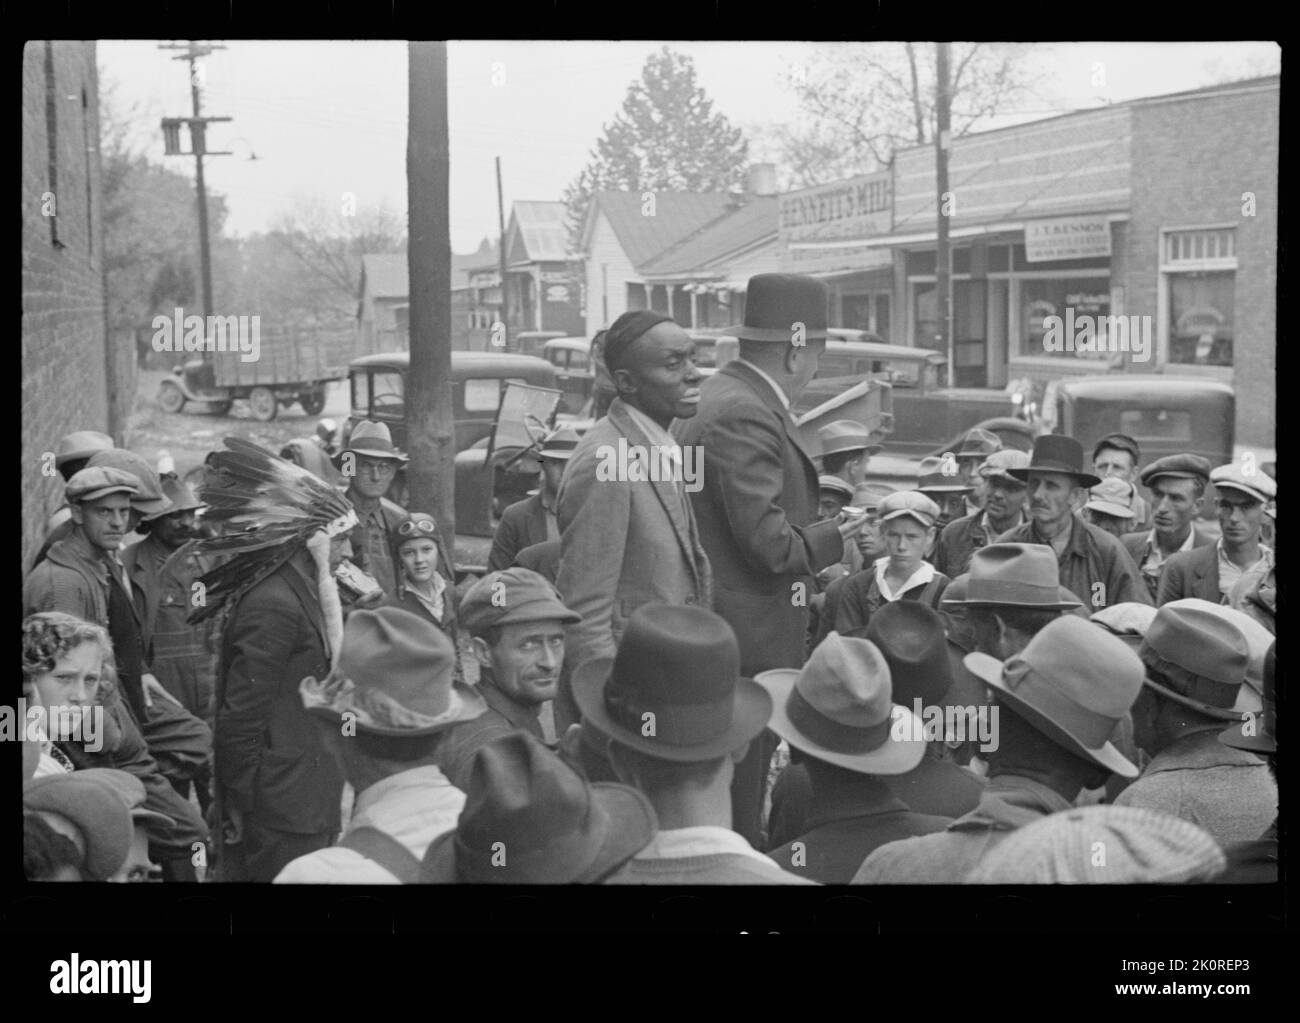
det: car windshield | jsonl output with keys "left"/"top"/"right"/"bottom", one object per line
{"left": 692, "top": 339, "right": 717, "bottom": 367}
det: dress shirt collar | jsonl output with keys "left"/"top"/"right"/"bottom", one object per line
{"left": 634, "top": 825, "right": 775, "bottom": 864}
{"left": 874, "top": 556, "right": 936, "bottom": 601}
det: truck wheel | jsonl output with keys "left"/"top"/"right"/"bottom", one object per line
{"left": 249, "top": 386, "right": 278, "bottom": 421}
{"left": 158, "top": 380, "right": 186, "bottom": 414}
{"left": 299, "top": 390, "right": 326, "bottom": 416}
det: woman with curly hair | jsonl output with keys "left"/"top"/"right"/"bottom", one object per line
{"left": 22, "top": 611, "right": 209, "bottom": 881}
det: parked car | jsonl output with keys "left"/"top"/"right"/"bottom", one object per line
{"left": 803, "top": 338, "right": 1037, "bottom": 457}
{"left": 1053, "top": 375, "right": 1235, "bottom": 518}
{"left": 542, "top": 336, "right": 593, "bottom": 415}
{"left": 512, "top": 330, "right": 568, "bottom": 359}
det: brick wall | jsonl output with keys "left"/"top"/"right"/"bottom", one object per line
{"left": 22, "top": 41, "right": 128, "bottom": 574}
{"left": 1129, "top": 82, "right": 1278, "bottom": 448}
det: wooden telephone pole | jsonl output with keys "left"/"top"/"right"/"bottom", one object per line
{"left": 406, "top": 42, "right": 456, "bottom": 536}
{"left": 935, "top": 41, "right": 954, "bottom": 387}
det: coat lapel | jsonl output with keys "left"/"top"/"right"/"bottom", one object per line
{"left": 720, "top": 361, "right": 819, "bottom": 482}
{"left": 283, "top": 557, "right": 329, "bottom": 655}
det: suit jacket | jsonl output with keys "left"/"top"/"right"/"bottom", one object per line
{"left": 1156, "top": 541, "right": 1223, "bottom": 605}
{"left": 557, "top": 398, "right": 713, "bottom": 670}
{"left": 488, "top": 493, "right": 553, "bottom": 572}
{"left": 1122, "top": 526, "right": 1212, "bottom": 602}
{"left": 214, "top": 551, "right": 344, "bottom": 836}
{"left": 768, "top": 769, "right": 952, "bottom": 884}
{"left": 673, "top": 361, "right": 843, "bottom": 674}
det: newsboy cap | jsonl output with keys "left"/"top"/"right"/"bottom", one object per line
{"left": 1210, "top": 462, "right": 1276, "bottom": 504}
{"left": 1139, "top": 453, "right": 1211, "bottom": 489}
{"left": 64, "top": 466, "right": 141, "bottom": 504}
{"left": 459, "top": 567, "right": 580, "bottom": 636}
{"left": 978, "top": 449, "right": 1031, "bottom": 485}
{"left": 878, "top": 490, "right": 941, "bottom": 528}
{"left": 87, "top": 449, "right": 172, "bottom": 518}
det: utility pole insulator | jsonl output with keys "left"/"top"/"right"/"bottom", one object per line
{"left": 161, "top": 118, "right": 184, "bottom": 155}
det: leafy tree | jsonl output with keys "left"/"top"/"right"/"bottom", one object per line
{"left": 774, "top": 43, "right": 1042, "bottom": 187}
{"left": 563, "top": 46, "right": 750, "bottom": 251}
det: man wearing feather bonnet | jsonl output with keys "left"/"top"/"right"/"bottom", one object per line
{"left": 187, "top": 438, "right": 360, "bottom": 881}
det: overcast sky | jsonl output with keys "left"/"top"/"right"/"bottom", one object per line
{"left": 97, "top": 40, "right": 1280, "bottom": 252}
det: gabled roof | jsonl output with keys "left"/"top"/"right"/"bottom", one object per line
{"left": 507, "top": 201, "right": 572, "bottom": 263}
{"left": 639, "top": 197, "right": 779, "bottom": 278}
{"left": 583, "top": 190, "right": 734, "bottom": 270}
{"left": 359, "top": 240, "right": 501, "bottom": 301}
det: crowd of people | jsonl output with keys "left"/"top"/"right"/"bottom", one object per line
{"left": 22, "top": 272, "right": 1277, "bottom": 886}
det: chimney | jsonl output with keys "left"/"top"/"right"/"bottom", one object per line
{"left": 746, "top": 163, "right": 778, "bottom": 197}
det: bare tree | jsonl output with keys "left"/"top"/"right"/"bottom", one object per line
{"left": 775, "top": 43, "right": 1043, "bottom": 187}
{"left": 270, "top": 197, "right": 407, "bottom": 300}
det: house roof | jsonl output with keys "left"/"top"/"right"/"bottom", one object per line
{"left": 359, "top": 239, "right": 500, "bottom": 300}
{"left": 639, "top": 197, "right": 779, "bottom": 278}
{"left": 508, "top": 201, "right": 571, "bottom": 263}
{"left": 584, "top": 190, "right": 734, "bottom": 270}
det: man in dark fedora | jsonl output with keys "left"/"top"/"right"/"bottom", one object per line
{"left": 952, "top": 427, "right": 1003, "bottom": 518}
{"left": 1115, "top": 602, "right": 1277, "bottom": 847}
{"left": 437, "top": 568, "right": 581, "bottom": 790}
{"left": 673, "top": 273, "right": 864, "bottom": 847}
{"left": 573, "top": 603, "right": 815, "bottom": 883}
{"left": 336, "top": 420, "right": 410, "bottom": 597}
{"left": 916, "top": 456, "right": 974, "bottom": 538}
{"left": 934, "top": 450, "right": 1030, "bottom": 579}
{"left": 760, "top": 632, "right": 951, "bottom": 883}
{"left": 854, "top": 615, "right": 1145, "bottom": 883}
{"left": 1121, "top": 454, "right": 1213, "bottom": 601}
{"left": 996, "top": 434, "right": 1149, "bottom": 610}
{"left": 420, "top": 730, "right": 656, "bottom": 883}
{"left": 488, "top": 425, "right": 578, "bottom": 572}
{"left": 555, "top": 309, "right": 712, "bottom": 735}
{"left": 280, "top": 607, "right": 487, "bottom": 883}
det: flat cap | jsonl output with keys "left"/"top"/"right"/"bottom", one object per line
{"left": 818, "top": 475, "right": 854, "bottom": 500}
{"left": 1139, "top": 453, "right": 1212, "bottom": 488}
{"left": 460, "top": 567, "right": 581, "bottom": 636}
{"left": 88, "top": 448, "right": 171, "bottom": 517}
{"left": 819, "top": 420, "right": 881, "bottom": 458}
{"left": 1085, "top": 477, "right": 1138, "bottom": 519}
{"left": 1210, "top": 462, "right": 1276, "bottom": 503}
{"left": 878, "top": 490, "right": 941, "bottom": 528}
{"left": 955, "top": 427, "right": 1003, "bottom": 460}
{"left": 65, "top": 465, "right": 141, "bottom": 504}
{"left": 978, "top": 449, "right": 1031, "bottom": 484}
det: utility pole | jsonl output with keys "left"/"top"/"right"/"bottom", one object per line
{"left": 407, "top": 42, "right": 456, "bottom": 536}
{"left": 935, "top": 41, "right": 954, "bottom": 388}
{"left": 495, "top": 156, "right": 510, "bottom": 350}
{"left": 158, "top": 41, "right": 230, "bottom": 321}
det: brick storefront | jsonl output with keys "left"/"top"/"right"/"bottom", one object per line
{"left": 22, "top": 41, "right": 132, "bottom": 573}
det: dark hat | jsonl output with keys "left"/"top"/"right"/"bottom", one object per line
{"left": 1139, "top": 453, "right": 1212, "bottom": 489}
{"left": 819, "top": 419, "right": 882, "bottom": 458}
{"left": 818, "top": 475, "right": 854, "bottom": 501}
{"left": 1008, "top": 435, "right": 1101, "bottom": 487}
{"left": 1139, "top": 603, "right": 1249, "bottom": 721}
{"left": 338, "top": 420, "right": 408, "bottom": 464}
{"left": 955, "top": 427, "right": 1003, "bottom": 461}
{"left": 917, "top": 456, "right": 974, "bottom": 493}
{"left": 941, "top": 543, "right": 1083, "bottom": 610}
{"left": 87, "top": 449, "right": 173, "bottom": 517}
{"left": 603, "top": 310, "right": 676, "bottom": 372}
{"left": 142, "top": 476, "right": 206, "bottom": 523}
{"left": 1221, "top": 641, "right": 1276, "bottom": 754}
{"left": 393, "top": 511, "right": 441, "bottom": 550}
{"left": 864, "top": 601, "right": 955, "bottom": 707}
{"left": 572, "top": 603, "right": 771, "bottom": 762}
{"left": 1092, "top": 432, "right": 1142, "bottom": 465}
{"left": 55, "top": 430, "right": 114, "bottom": 468}
{"left": 299, "top": 607, "right": 486, "bottom": 735}
{"left": 964, "top": 615, "right": 1144, "bottom": 777}
{"left": 459, "top": 567, "right": 580, "bottom": 636}
{"left": 756, "top": 633, "right": 925, "bottom": 776}
{"left": 539, "top": 425, "right": 581, "bottom": 461}
{"left": 23, "top": 773, "right": 134, "bottom": 880}
{"left": 513, "top": 540, "right": 561, "bottom": 583}
{"left": 728, "top": 273, "right": 829, "bottom": 344}
{"left": 420, "top": 731, "right": 656, "bottom": 883}
{"left": 1210, "top": 462, "right": 1276, "bottom": 504}
{"left": 64, "top": 466, "right": 141, "bottom": 504}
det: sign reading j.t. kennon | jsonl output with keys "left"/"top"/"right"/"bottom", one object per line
{"left": 1024, "top": 215, "right": 1112, "bottom": 263}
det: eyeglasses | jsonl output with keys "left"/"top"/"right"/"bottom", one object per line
{"left": 397, "top": 517, "right": 438, "bottom": 538}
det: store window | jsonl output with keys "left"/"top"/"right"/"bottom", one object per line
{"left": 1017, "top": 276, "right": 1111, "bottom": 360}
{"left": 913, "top": 282, "right": 939, "bottom": 351}
{"left": 1162, "top": 228, "right": 1236, "bottom": 367}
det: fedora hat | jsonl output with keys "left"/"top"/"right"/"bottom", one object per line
{"left": 955, "top": 427, "right": 1003, "bottom": 461}
{"left": 1163, "top": 600, "right": 1270, "bottom": 715}
{"left": 55, "top": 430, "right": 114, "bottom": 469}
{"left": 338, "top": 420, "right": 409, "bottom": 464}
{"left": 818, "top": 475, "right": 854, "bottom": 501}
{"left": 819, "top": 419, "right": 882, "bottom": 458}
{"left": 863, "top": 601, "right": 955, "bottom": 707}
{"left": 979, "top": 449, "right": 1031, "bottom": 485}
{"left": 917, "top": 455, "right": 974, "bottom": 494}
{"left": 539, "top": 424, "right": 581, "bottom": 461}
{"left": 23, "top": 773, "right": 134, "bottom": 881}
{"left": 571, "top": 603, "right": 771, "bottom": 762}
{"left": 1138, "top": 603, "right": 1249, "bottom": 722}
{"left": 141, "top": 476, "right": 206, "bottom": 523}
{"left": 1221, "top": 641, "right": 1276, "bottom": 754}
{"left": 941, "top": 543, "right": 1083, "bottom": 610}
{"left": 420, "top": 731, "right": 656, "bottom": 883}
{"left": 1008, "top": 435, "right": 1101, "bottom": 488}
{"left": 756, "top": 633, "right": 926, "bottom": 775}
{"left": 727, "top": 273, "right": 829, "bottom": 344}
{"left": 87, "top": 449, "right": 173, "bottom": 518}
{"left": 964, "top": 615, "right": 1144, "bottom": 777}
{"left": 299, "top": 607, "right": 486, "bottom": 736}
{"left": 75, "top": 767, "right": 176, "bottom": 830}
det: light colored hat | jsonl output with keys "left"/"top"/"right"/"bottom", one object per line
{"left": 756, "top": 632, "right": 926, "bottom": 776}
{"left": 1085, "top": 476, "right": 1138, "bottom": 519}
{"left": 1162, "top": 600, "right": 1270, "bottom": 716}
{"left": 818, "top": 475, "right": 854, "bottom": 501}
{"left": 64, "top": 466, "right": 141, "bottom": 504}
{"left": 1139, "top": 603, "right": 1250, "bottom": 721}
{"left": 141, "top": 477, "right": 206, "bottom": 523}
{"left": 539, "top": 425, "right": 581, "bottom": 460}
{"left": 979, "top": 449, "right": 1031, "bottom": 484}
{"left": 967, "top": 805, "right": 1226, "bottom": 884}
{"left": 954, "top": 427, "right": 1003, "bottom": 461}
{"left": 339, "top": 420, "right": 409, "bottom": 464}
{"left": 819, "top": 419, "right": 882, "bottom": 457}
{"left": 1210, "top": 462, "right": 1276, "bottom": 503}
{"left": 941, "top": 543, "right": 1083, "bottom": 611}
{"left": 917, "top": 455, "right": 974, "bottom": 493}
{"left": 878, "top": 490, "right": 941, "bottom": 528}
{"left": 87, "top": 449, "right": 172, "bottom": 517}
{"left": 55, "top": 430, "right": 114, "bottom": 468}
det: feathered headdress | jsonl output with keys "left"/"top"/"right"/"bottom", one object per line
{"left": 186, "top": 437, "right": 357, "bottom": 638}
